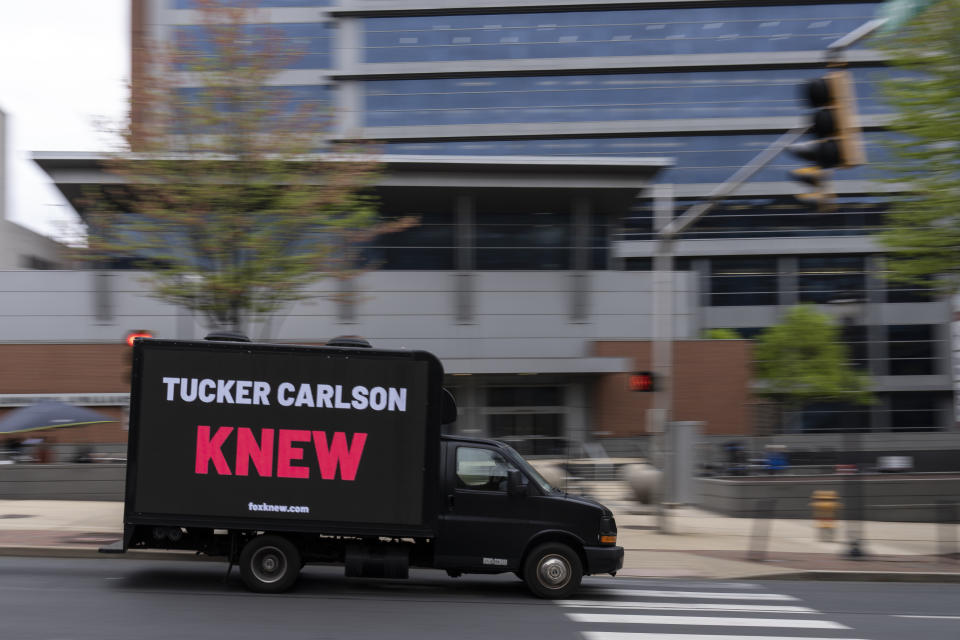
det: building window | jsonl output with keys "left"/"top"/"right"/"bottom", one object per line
{"left": 839, "top": 324, "right": 870, "bottom": 370}
{"left": 488, "top": 386, "right": 563, "bottom": 406}
{"left": 709, "top": 257, "right": 778, "bottom": 306}
{"left": 887, "top": 325, "right": 937, "bottom": 375}
{"left": 362, "top": 5, "right": 879, "bottom": 63}
{"left": 591, "top": 220, "right": 609, "bottom": 270}
{"left": 486, "top": 385, "right": 565, "bottom": 456}
{"left": 797, "top": 255, "right": 866, "bottom": 304}
{"left": 363, "top": 68, "right": 889, "bottom": 127}
{"left": 888, "top": 391, "right": 943, "bottom": 432}
{"left": 173, "top": 23, "right": 333, "bottom": 70}
{"left": 623, "top": 257, "right": 691, "bottom": 271}
{"left": 474, "top": 210, "right": 571, "bottom": 270}
{"left": 362, "top": 207, "right": 456, "bottom": 270}
{"left": 886, "top": 279, "right": 935, "bottom": 303}
{"left": 488, "top": 414, "right": 565, "bottom": 456}
{"left": 386, "top": 134, "right": 889, "bottom": 191}
{"left": 797, "top": 401, "right": 871, "bottom": 433}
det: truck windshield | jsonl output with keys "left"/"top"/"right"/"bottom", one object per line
{"left": 504, "top": 445, "right": 556, "bottom": 494}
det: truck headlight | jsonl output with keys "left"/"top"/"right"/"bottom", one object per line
{"left": 599, "top": 514, "right": 617, "bottom": 545}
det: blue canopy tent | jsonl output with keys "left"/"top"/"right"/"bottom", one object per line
{"left": 0, "top": 401, "right": 115, "bottom": 435}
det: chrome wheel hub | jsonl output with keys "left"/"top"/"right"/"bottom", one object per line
{"left": 251, "top": 546, "right": 286, "bottom": 584}
{"left": 537, "top": 554, "right": 570, "bottom": 588}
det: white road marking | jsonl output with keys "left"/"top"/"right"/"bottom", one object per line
{"left": 582, "top": 634, "right": 869, "bottom": 640}
{"left": 566, "top": 613, "right": 848, "bottom": 629}
{"left": 595, "top": 589, "right": 798, "bottom": 601}
{"left": 558, "top": 601, "right": 817, "bottom": 614}
{"left": 593, "top": 581, "right": 761, "bottom": 590}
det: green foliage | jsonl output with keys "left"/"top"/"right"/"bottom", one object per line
{"left": 82, "top": 0, "right": 403, "bottom": 332}
{"left": 876, "top": 0, "right": 960, "bottom": 293}
{"left": 704, "top": 328, "right": 741, "bottom": 339}
{"left": 754, "top": 305, "right": 872, "bottom": 408}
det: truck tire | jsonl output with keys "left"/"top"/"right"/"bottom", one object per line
{"left": 522, "top": 542, "right": 582, "bottom": 599}
{"left": 239, "top": 535, "right": 301, "bottom": 593}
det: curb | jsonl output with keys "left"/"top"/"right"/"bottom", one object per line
{"left": 750, "top": 569, "right": 960, "bottom": 583}
{"left": 4, "top": 546, "right": 960, "bottom": 583}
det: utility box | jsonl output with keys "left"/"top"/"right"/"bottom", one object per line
{"left": 665, "top": 421, "right": 703, "bottom": 505}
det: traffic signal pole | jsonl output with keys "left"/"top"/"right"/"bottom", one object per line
{"left": 651, "top": 184, "right": 674, "bottom": 534}
{"left": 650, "top": 126, "right": 807, "bottom": 533}
{"left": 649, "top": 16, "right": 883, "bottom": 532}
{"left": 826, "top": 18, "right": 888, "bottom": 62}
{"left": 659, "top": 127, "right": 810, "bottom": 240}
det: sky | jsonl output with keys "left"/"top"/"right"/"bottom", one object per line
{"left": 0, "top": 1, "right": 128, "bottom": 240}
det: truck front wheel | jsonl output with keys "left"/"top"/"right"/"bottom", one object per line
{"left": 522, "top": 542, "right": 582, "bottom": 599}
{"left": 239, "top": 535, "right": 301, "bottom": 593}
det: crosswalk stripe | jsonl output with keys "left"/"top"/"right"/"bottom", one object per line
{"left": 558, "top": 601, "right": 817, "bottom": 614}
{"left": 594, "top": 589, "right": 798, "bottom": 601}
{"left": 598, "top": 581, "right": 760, "bottom": 590}
{"left": 565, "top": 613, "right": 848, "bottom": 629}
{"left": 582, "top": 634, "right": 868, "bottom": 640}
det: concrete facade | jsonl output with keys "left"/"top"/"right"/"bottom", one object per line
{"left": 0, "top": 110, "right": 67, "bottom": 270}
{"left": 0, "top": 267, "right": 754, "bottom": 446}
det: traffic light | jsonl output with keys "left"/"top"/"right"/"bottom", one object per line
{"left": 629, "top": 371, "right": 656, "bottom": 392}
{"left": 788, "top": 70, "right": 866, "bottom": 205}
{"left": 125, "top": 330, "right": 153, "bottom": 347}
{"left": 123, "top": 330, "right": 153, "bottom": 383}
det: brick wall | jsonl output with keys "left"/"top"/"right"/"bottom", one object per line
{"left": 592, "top": 340, "right": 754, "bottom": 437}
{"left": 0, "top": 344, "right": 129, "bottom": 444}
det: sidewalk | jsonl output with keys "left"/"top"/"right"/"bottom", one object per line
{"left": 1, "top": 498, "right": 958, "bottom": 581}
{"left": 611, "top": 502, "right": 960, "bottom": 581}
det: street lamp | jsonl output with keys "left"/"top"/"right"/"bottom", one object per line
{"left": 825, "top": 293, "right": 867, "bottom": 559}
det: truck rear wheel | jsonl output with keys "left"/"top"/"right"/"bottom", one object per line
{"left": 239, "top": 535, "right": 301, "bottom": 593}
{"left": 522, "top": 542, "right": 582, "bottom": 599}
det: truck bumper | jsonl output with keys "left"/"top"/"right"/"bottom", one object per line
{"left": 584, "top": 545, "right": 624, "bottom": 575}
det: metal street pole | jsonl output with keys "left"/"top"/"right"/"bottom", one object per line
{"left": 827, "top": 294, "right": 869, "bottom": 558}
{"left": 651, "top": 184, "right": 674, "bottom": 533}
{"left": 649, "top": 129, "right": 808, "bottom": 534}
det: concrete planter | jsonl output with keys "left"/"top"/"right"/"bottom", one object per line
{"left": 0, "top": 463, "right": 126, "bottom": 501}
{"left": 698, "top": 474, "right": 960, "bottom": 522}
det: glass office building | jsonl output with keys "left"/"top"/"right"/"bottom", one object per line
{"left": 126, "top": 1, "right": 957, "bottom": 443}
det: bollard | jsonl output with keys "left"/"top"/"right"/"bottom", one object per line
{"left": 937, "top": 501, "right": 958, "bottom": 562}
{"left": 746, "top": 499, "right": 775, "bottom": 562}
{"left": 809, "top": 490, "right": 840, "bottom": 542}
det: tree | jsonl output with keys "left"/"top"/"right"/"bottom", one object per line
{"left": 83, "top": 0, "right": 406, "bottom": 333}
{"left": 754, "top": 305, "right": 872, "bottom": 431}
{"left": 704, "top": 328, "right": 741, "bottom": 339}
{"left": 876, "top": 0, "right": 960, "bottom": 293}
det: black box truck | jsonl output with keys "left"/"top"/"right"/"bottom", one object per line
{"left": 103, "top": 336, "right": 622, "bottom": 598}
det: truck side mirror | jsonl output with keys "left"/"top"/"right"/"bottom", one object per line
{"left": 441, "top": 388, "right": 457, "bottom": 425}
{"left": 507, "top": 469, "right": 525, "bottom": 497}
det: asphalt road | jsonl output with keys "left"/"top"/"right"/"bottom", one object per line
{"left": 1, "top": 556, "right": 959, "bottom": 640}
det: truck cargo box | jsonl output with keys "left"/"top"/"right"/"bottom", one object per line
{"left": 123, "top": 338, "right": 444, "bottom": 538}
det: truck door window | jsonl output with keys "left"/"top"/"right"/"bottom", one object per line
{"left": 455, "top": 447, "right": 515, "bottom": 492}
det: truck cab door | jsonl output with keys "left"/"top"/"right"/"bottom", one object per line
{"left": 434, "top": 444, "right": 536, "bottom": 571}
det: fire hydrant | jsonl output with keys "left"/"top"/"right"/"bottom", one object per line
{"left": 809, "top": 490, "right": 840, "bottom": 541}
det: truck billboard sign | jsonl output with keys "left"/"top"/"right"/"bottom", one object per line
{"left": 127, "top": 340, "right": 439, "bottom": 528}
